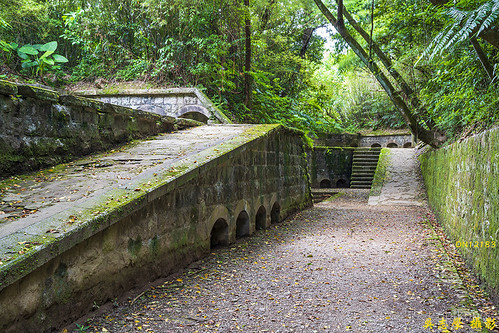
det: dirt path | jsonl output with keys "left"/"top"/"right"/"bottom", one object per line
{"left": 68, "top": 150, "right": 498, "bottom": 333}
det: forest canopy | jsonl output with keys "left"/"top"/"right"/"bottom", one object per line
{"left": 0, "top": 0, "right": 498, "bottom": 144}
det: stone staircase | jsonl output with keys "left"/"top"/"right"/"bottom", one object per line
{"left": 350, "top": 147, "right": 381, "bottom": 189}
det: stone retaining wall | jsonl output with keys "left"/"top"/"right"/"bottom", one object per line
{"left": 0, "top": 125, "right": 312, "bottom": 332}
{"left": 77, "top": 88, "right": 231, "bottom": 124}
{"left": 310, "top": 147, "right": 354, "bottom": 188}
{"left": 0, "top": 81, "right": 199, "bottom": 178}
{"left": 360, "top": 134, "right": 413, "bottom": 148}
{"left": 420, "top": 127, "right": 499, "bottom": 302}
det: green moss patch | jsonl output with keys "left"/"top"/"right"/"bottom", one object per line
{"left": 370, "top": 148, "right": 391, "bottom": 197}
{"left": 420, "top": 126, "right": 499, "bottom": 301}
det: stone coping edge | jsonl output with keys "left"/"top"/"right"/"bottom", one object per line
{"left": 0, "top": 80, "right": 203, "bottom": 131}
{"left": 0, "top": 124, "right": 286, "bottom": 292}
{"left": 368, "top": 148, "right": 391, "bottom": 205}
{"left": 75, "top": 87, "right": 232, "bottom": 124}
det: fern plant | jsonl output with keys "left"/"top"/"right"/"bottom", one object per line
{"left": 417, "top": 0, "right": 499, "bottom": 63}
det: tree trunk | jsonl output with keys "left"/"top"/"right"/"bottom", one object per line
{"left": 470, "top": 37, "right": 495, "bottom": 80}
{"left": 244, "top": 0, "right": 252, "bottom": 108}
{"left": 312, "top": 0, "right": 445, "bottom": 147}
{"left": 300, "top": 27, "right": 316, "bottom": 58}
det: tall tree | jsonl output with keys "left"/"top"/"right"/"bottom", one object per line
{"left": 244, "top": 0, "right": 252, "bottom": 108}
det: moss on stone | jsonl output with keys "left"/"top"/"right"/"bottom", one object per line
{"left": 420, "top": 126, "right": 499, "bottom": 301}
{"left": 324, "top": 147, "right": 354, "bottom": 177}
{"left": 0, "top": 80, "right": 18, "bottom": 96}
{"left": 370, "top": 148, "right": 390, "bottom": 197}
{"left": 18, "top": 85, "right": 59, "bottom": 102}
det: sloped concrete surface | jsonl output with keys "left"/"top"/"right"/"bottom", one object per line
{"left": 0, "top": 125, "right": 253, "bottom": 288}
{"left": 369, "top": 148, "right": 425, "bottom": 206}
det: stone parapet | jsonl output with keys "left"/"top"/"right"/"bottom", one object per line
{"left": 420, "top": 126, "right": 499, "bottom": 303}
{"left": 76, "top": 88, "right": 232, "bottom": 124}
{"left": 0, "top": 124, "right": 312, "bottom": 332}
{"left": 0, "top": 80, "right": 201, "bottom": 178}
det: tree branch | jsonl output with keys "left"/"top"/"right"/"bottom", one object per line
{"left": 312, "top": 0, "right": 444, "bottom": 146}
{"left": 341, "top": 7, "right": 436, "bottom": 130}
{"left": 337, "top": 0, "right": 344, "bottom": 28}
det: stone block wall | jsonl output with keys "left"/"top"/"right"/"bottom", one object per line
{"left": 0, "top": 81, "right": 197, "bottom": 178}
{"left": 310, "top": 147, "right": 354, "bottom": 188}
{"left": 313, "top": 133, "right": 361, "bottom": 147}
{"left": 0, "top": 125, "right": 312, "bottom": 332}
{"left": 420, "top": 127, "right": 499, "bottom": 301}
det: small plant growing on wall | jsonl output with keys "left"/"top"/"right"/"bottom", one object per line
{"left": 17, "top": 41, "right": 68, "bottom": 78}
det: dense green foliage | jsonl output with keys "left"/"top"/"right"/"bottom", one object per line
{"left": 0, "top": 0, "right": 497, "bottom": 141}
{"left": 331, "top": 0, "right": 499, "bottom": 139}
{"left": 0, "top": 0, "right": 345, "bottom": 135}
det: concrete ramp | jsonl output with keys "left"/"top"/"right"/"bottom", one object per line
{"left": 368, "top": 148, "right": 425, "bottom": 206}
{"left": 0, "top": 124, "right": 312, "bottom": 332}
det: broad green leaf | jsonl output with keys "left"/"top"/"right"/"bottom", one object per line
{"left": 53, "top": 54, "right": 69, "bottom": 63}
{"left": 40, "top": 41, "right": 57, "bottom": 52}
{"left": 17, "top": 50, "right": 29, "bottom": 59}
{"left": 40, "top": 50, "right": 54, "bottom": 59}
{"left": 21, "top": 60, "right": 37, "bottom": 68}
{"left": 42, "top": 58, "right": 55, "bottom": 65}
{"left": 18, "top": 45, "right": 38, "bottom": 55}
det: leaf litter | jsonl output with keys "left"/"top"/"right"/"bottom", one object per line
{"left": 67, "top": 190, "right": 498, "bottom": 332}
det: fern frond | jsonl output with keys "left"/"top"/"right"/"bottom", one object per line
{"left": 419, "top": 0, "right": 499, "bottom": 63}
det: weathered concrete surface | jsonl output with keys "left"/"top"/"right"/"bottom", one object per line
{"left": 77, "top": 88, "right": 231, "bottom": 124}
{"left": 0, "top": 124, "right": 312, "bottom": 332}
{"left": 420, "top": 126, "right": 499, "bottom": 303}
{"left": 369, "top": 149, "right": 425, "bottom": 206}
{"left": 0, "top": 80, "right": 200, "bottom": 178}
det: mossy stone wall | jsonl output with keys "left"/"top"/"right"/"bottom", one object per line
{"left": 0, "top": 125, "right": 312, "bottom": 332}
{"left": 0, "top": 80, "right": 196, "bottom": 178}
{"left": 311, "top": 147, "right": 354, "bottom": 188}
{"left": 420, "top": 127, "right": 499, "bottom": 301}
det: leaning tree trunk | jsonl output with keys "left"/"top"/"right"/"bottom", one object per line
{"left": 340, "top": 8, "right": 436, "bottom": 130}
{"left": 312, "top": 0, "right": 445, "bottom": 147}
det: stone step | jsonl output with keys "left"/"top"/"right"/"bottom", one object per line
{"left": 351, "top": 171, "right": 375, "bottom": 177}
{"left": 350, "top": 185, "right": 371, "bottom": 189}
{"left": 352, "top": 162, "right": 378, "bottom": 167}
{"left": 352, "top": 167, "right": 377, "bottom": 172}
{"left": 350, "top": 180, "right": 373, "bottom": 188}
{"left": 353, "top": 157, "right": 379, "bottom": 162}
{"left": 351, "top": 176, "right": 374, "bottom": 181}
{"left": 350, "top": 147, "right": 380, "bottom": 190}
{"left": 350, "top": 183, "right": 372, "bottom": 189}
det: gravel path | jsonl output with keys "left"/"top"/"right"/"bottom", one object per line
{"left": 67, "top": 149, "right": 498, "bottom": 333}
